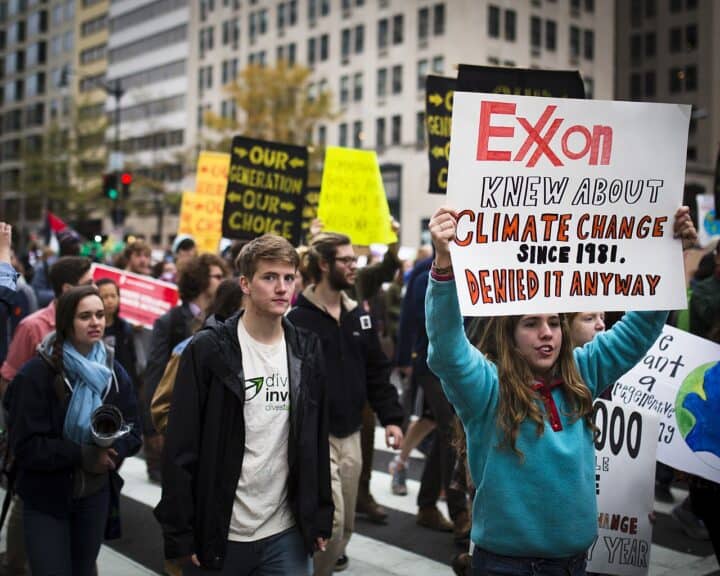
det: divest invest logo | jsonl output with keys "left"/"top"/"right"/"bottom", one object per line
{"left": 244, "top": 374, "right": 290, "bottom": 411}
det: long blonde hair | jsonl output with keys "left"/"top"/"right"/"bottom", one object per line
{"left": 478, "top": 315, "right": 594, "bottom": 460}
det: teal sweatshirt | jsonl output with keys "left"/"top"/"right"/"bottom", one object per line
{"left": 425, "top": 278, "right": 667, "bottom": 558}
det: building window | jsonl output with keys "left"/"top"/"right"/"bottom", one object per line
{"left": 307, "top": 37, "right": 317, "bottom": 65}
{"left": 417, "top": 59, "right": 428, "bottom": 90}
{"left": 669, "top": 0, "right": 682, "bottom": 13}
{"left": 378, "top": 18, "right": 389, "bottom": 50}
{"left": 353, "top": 120, "right": 363, "bottom": 148}
{"left": 418, "top": 7, "right": 429, "bottom": 42}
{"left": 645, "top": 32, "right": 656, "bottom": 58}
{"left": 341, "top": 28, "right": 351, "bottom": 60}
{"left": 392, "top": 65, "right": 402, "bottom": 94}
{"left": 320, "top": 34, "right": 329, "bottom": 60}
{"left": 669, "top": 68, "right": 682, "bottom": 93}
{"left": 376, "top": 117, "right": 386, "bottom": 149}
{"left": 432, "top": 56, "right": 444, "bottom": 74}
{"left": 355, "top": 24, "right": 364, "bottom": 53}
{"left": 488, "top": 5, "right": 500, "bottom": 38}
{"left": 318, "top": 125, "right": 327, "bottom": 146}
{"left": 391, "top": 114, "right": 402, "bottom": 145}
{"left": 340, "top": 75, "right": 349, "bottom": 104}
{"left": 570, "top": 26, "right": 580, "bottom": 58}
{"left": 631, "top": 0, "right": 642, "bottom": 27}
{"left": 645, "top": 0, "right": 656, "bottom": 17}
{"left": 433, "top": 3, "right": 445, "bottom": 35}
{"left": 685, "top": 65, "right": 697, "bottom": 91}
{"left": 392, "top": 14, "right": 403, "bottom": 44}
{"left": 353, "top": 72, "right": 363, "bottom": 101}
{"left": 545, "top": 21, "right": 557, "bottom": 51}
{"left": 530, "top": 16, "right": 541, "bottom": 49}
{"left": 686, "top": 24, "right": 697, "bottom": 50}
{"left": 339, "top": 123, "right": 348, "bottom": 146}
{"left": 584, "top": 0, "right": 594, "bottom": 12}
{"left": 583, "top": 30, "right": 594, "bottom": 60}
{"left": 377, "top": 68, "right": 387, "bottom": 97}
{"left": 644, "top": 71, "right": 656, "bottom": 96}
{"left": 505, "top": 10, "right": 516, "bottom": 41}
{"left": 416, "top": 111, "right": 425, "bottom": 147}
{"left": 631, "top": 73, "right": 642, "bottom": 99}
{"left": 669, "top": 27, "right": 682, "bottom": 53}
{"left": 631, "top": 34, "right": 642, "bottom": 64}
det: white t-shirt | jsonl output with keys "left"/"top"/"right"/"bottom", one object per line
{"left": 228, "top": 318, "right": 295, "bottom": 541}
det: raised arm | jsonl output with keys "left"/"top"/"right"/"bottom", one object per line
{"left": 425, "top": 207, "right": 498, "bottom": 422}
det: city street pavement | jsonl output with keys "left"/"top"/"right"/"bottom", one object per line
{"left": 1, "top": 428, "right": 718, "bottom": 575}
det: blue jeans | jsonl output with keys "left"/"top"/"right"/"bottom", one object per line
{"left": 24, "top": 487, "right": 109, "bottom": 576}
{"left": 184, "top": 527, "right": 311, "bottom": 576}
{"left": 473, "top": 548, "right": 587, "bottom": 576}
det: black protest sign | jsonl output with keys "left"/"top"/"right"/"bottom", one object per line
{"left": 222, "top": 136, "right": 308, "bottom": 245}
{"left": 426, "top": 66, "right": 586, "bottom": 195}
{"left": 426, "top": 75, "right": 456, "bottom": 195}
{"left": 456, "top": 64, "right": 586, "bottom": 99}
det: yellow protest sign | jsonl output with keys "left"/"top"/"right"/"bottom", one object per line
{"left": 318, "top": 147, "right": 397, "bottom": 246}
{"left": 195, "top": 151, "right": 230, "bottom": 198}
{"left": 178, "top": 190, "right": 224, "bottom": 254}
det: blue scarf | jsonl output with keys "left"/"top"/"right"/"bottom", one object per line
{"left": 62, "top": 341, "right": 113, "bottom": 445}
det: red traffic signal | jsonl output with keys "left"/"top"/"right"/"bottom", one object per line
{"left": 120, "top": 172, "right": 133, "bottom": 186}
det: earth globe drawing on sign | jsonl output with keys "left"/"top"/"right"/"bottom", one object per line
{"left": 675, "top": 361, "right": 720, "bottom": 471}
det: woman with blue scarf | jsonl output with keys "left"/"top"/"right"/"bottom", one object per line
{"left": 5, "top": 285, "right": 141, "bottom": 576}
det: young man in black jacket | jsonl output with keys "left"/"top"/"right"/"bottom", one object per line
{"left": 287, "top": 232, "right": 404, "bottom": 576}
{"left": 155, "top": 235, "right": 332, "bottom": 575}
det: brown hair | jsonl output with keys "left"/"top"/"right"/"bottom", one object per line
{"left": 488, "top": 314, "right": 593, "bottom": 460}
{"left": 303, "top": 232, "right": 351, "bottom": 284}
{"left": 177, "top": 253, "right": 228, "bottom": 302}
{"left": 235, "top": 234, "right": 299, "bottom": 280}
{"left": 123, "top": 240, "right": 151, "bottom": 259}
{"left": 48, "top": 256, "right": 92, "bottom": 297}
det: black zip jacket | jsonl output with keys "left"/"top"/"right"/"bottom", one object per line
{"left": 287, "top": 287, "right": 404, "bottom": 438}
{"left": 154, "top": 313, "right": 333, "bottom": 570}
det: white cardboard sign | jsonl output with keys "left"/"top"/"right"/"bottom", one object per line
{"left": 588, "top": 400, "right": 658, "bottom": 576}
{"left": 612, "top": 325, "right": 720, "bottom": 483}
{"left": 447, "top": 92, "right": 690, "bottom": 316}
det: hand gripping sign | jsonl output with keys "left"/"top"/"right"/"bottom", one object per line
{"left": 447, "top": 92, "right": 691, "bottom": 316}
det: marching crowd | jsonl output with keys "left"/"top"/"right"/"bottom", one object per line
{"left": 0, "top": 207, "right": 717, "bottom": 576}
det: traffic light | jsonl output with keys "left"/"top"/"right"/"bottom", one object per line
{"left": 120, "top": 171, "right": 132, "bottom": 198}
{"left": 103, "top": 173, "right": 119, "bottom": 201}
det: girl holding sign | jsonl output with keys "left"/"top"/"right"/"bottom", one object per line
{"left": 425, "top": 206, "right": 696, "bottom": 575}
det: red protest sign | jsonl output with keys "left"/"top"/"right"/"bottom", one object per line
{"left": 92, "top": 264, "right": 179, "bottom": 329}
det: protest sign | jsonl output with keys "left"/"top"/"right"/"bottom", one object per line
{"left": 318, "top": 147, "right": 397, "bottom": 246}
{"left": 92, "top": 264, "right": 178, "bottom": 329}
{"left": 612, "top": 325, "right": 720, "bottom": 483}
{"left": 222, "top": 136, "right": 308, "bottom": 245}
{"left": 696, "top": 193, "right": 720, "bottom": 247}
{"left": 178, "top": 191, "right": 224, "bottom": 254}
{"left": 456, "top": 64, "right": 585, "bottom": 97}
{"left": 587, "top": 400, "right": 658, "bottom": 576}
{"left": 426, "top": 67, "right": 585, "bottom": 196}
{"left": 300, "top": 186, "right": 320, "bottom": 243}
{"left": 426, "top": 75, "right": 456, "bottom": 195}
{"left": 195, "top": 151, "right": 230, "bottom": 198}
{"left": 447, "top": 92, "right": 691, "bottom": 316}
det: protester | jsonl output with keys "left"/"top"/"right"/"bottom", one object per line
{"left": 171, "top": 235, "right": 197, "bottom": 269}
{"left": 31, "top": 229, "right": 81, "bottom": 307}
{"left": 568, "top": 312, "right": 606, "bottom": 347}
{"left": 396, "top": 253, "right": 471, "bottom": 539}
{"left": 4, "top": 285, "right": 141, "bottom": 576}
{"left": 150, "top": 278, "right": 244, "bottom": 436}
{"left": 425, "top": 205, "right": 696, "bottom": 575}
{"left": 122, "top": 240, "right": 152, "bottom": 276}
{"left": 288, "top": 232, "right": 404, "bottom": 575}
{"left": 0, "top": 223, "right": 18, "bottom": 366}
{"left": 96, "top": 278, "right": 139, "bottom": 390}
{"left": 155, "top": 234, "right": 332, "bottom": 575}
{"left": 142, "top": 253, "right": 228, "bottom": 483}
